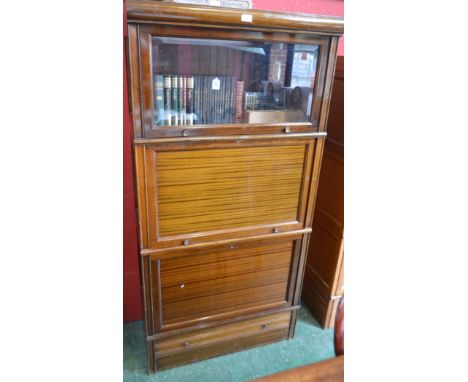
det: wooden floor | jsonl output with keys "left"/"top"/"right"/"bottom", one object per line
{"left": 252, "top": 355, "right": 343, "bottom": 381}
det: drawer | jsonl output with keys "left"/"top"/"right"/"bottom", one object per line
{"left": 149, "top": 235, "right": 303, "bottom": 330}
{"left": 134, "top": 138, "right": 319, "bottom": 250}
{"left": 154, "top": 311, "right": 291, "bottom": 369}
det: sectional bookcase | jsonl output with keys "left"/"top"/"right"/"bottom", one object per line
{"left": 126, "top": 0, "right": 343, "bottom": 372}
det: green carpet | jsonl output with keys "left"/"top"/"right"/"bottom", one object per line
{"left": 123, "top": 304, "right": 334, "bottom": 382}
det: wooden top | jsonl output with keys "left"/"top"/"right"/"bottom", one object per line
{"left": 253, "top": 355, "right": 344, "bottom": 382}
{"left": 126, "top": 0, "right": 344, "bottom": 36}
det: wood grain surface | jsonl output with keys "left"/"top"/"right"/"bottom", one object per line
{"left": 153, "top": 311, "right": 291, "bottom": 370}
{"left": 302, "top": 56, "right": 344, "bottom": 328}
{"left": 126, "top": 1, "right": 343, "bottom": 372}
{"left": 252, "top": 355, "right": 344, "bottom": 382}
{"left": 157, "top": 328, "right": 290, "bottom": 370}
{"left": 136, "top": 22, "right": 330, "bottom": 137}
{"left": 155, "top": 311, "right": 290, "bottom": 357}
{"left": 127, "top": 1, "right": 344, "bottom": 35}
{"left": 156, "top": 145, "right": 305, "bottom": 236}
{"left": 153, "top": 240, "right": 294, "bottom": 325}
{"left": 138, "top": 139, "right": 318, "bottom": 250}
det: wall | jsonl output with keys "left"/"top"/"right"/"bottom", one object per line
{"left": 253, "top": 0, "right": 344, "bottom": 56}
{"left": 123, "top": 0, "right": 344, "bottom": 322}
{"left": 123, "top": 3, "right": 144, "bottom": 322}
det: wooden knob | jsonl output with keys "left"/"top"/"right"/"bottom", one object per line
{"left": 262, "top": 324, "right": 269, "bottom": 330}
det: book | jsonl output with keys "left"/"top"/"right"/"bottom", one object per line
{"left": 223, "top": 76, "right": 228, "bottom": 124}
{"left": 192, "top": 76, "right": 198, "bottom": 125}
{"left": 195, "top": 76, "right": 200, "bottom": 124}
{"left": 227, "top": 77, "right": 234, "bottom": 123}
{"left": 226, "top": 76, "right": 231, "bottom": 124}
{"left": 186, "top": 76, "right": 194, "bottom": 126}
{"left": 231, "top": 77, "right": 237, "bottom": 123}
{"left": 202, "top": 76, "right": 207, "bottom": 125}
{"left": 235, "top": 80, "right": 244, "bottom": 122}
{"left": 183, "top": 76, "right": 187, "bottom": 125}
{"left": 223, "top": 76, "right": 227, "bottom": 124}
{"left": 178, "top": 76, "right": 185, "bottom": 125}
{"left": 245, "top": 92, "right": 267, "bottom": 110}
{"left": 213, "top": 76, "right": 219, "bottom": 124}
{"left": 161, "top": 73, "right": 239, "bottom": 126}
{"left": 163, "top": 75, "right": 172, "bottom": 126}
{"left": 171, "top": 75, "right": 179, "bottom": 126}
{"left": 211, "top": 76, "right": 216, "bottom": 124}
{"left": 225, "top": 76, "right": 230, "bottom": 123}
{"left": 154, "top": 75, "right": 164, "bottom": 126}
{"left": 279, "top": 87, "right": 293, "bottom": 107}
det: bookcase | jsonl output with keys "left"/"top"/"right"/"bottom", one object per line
{"left": 301, "top": 57, "right": 344, "bottom": 328}
{"left": 126, "top": 0, "right": 343, "bottom": 372}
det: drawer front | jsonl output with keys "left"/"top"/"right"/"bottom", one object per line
{"left": 154, "top": 311, "right": 291, "bottom": 369}
{"left": 135, "top": 138, "right": 318, "bottom": 250}
{"left": 151, "top": 236, "right": 301, "bottom": 329}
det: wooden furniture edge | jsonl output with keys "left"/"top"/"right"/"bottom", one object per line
{"left": 126, "top": 1, "right": 344, "bottom": 35}
{"left": 133, "top": 132, "right": 327, "bottom": 145}
{"left": 252, "top": 355, "right": 344, "bottom": 381}
{"left": 140, "top": 228, "right": 312, "bottom": 256}
{"left": 147, "top": 305, "right": 300, "bottom": 341}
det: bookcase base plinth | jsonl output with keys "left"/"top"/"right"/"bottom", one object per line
{"left": 153, "top": 311, "right": 291, "bottom": 371}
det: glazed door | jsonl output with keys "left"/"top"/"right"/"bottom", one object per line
{"left": 135, "top": 24, "right": 331, "bottom": 138}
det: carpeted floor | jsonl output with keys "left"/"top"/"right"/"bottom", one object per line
{"left": 123, "top": 304, "right": 334, "bottom": 382}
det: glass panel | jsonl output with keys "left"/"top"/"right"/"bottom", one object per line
{"left": 151, "top": 37, "right": 319, "bottom": 127}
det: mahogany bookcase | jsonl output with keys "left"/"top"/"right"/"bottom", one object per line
{"left": 126, "top": 0, "right": 343, "bottom": 372}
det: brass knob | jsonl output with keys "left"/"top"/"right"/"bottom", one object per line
{"left": 183, "top": 239, "right": 190, "bottom": 246}
{"left": 180, "top": 284, "right": 185, "bottom": 289}
{"left": 182, "top": 130, "right": 189, "bottom": 137}
{"left": 283, "top": 127, "right": 291, "bottom": 133}
{"left": 273, "top": 227, "right": 280, "bottom": 233}
{"left": 183, "top": 341, "right": 191, "bottom": 348}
